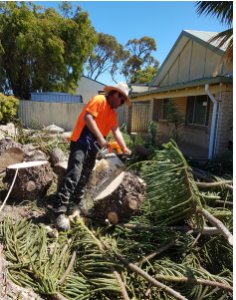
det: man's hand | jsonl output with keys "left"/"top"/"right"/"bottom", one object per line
{"left": 122, "top": 146, "right": 132, "bottom": 155}
{"left": 97, "top": 137, "right": 108, "bottom": 148}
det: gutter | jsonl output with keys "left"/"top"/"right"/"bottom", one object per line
{"left": 205, "top": 84, "right": 218, "bottom": 160}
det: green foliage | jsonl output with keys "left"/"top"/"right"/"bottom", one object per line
{"left": 130, "top": 65, "right": 157, "bottom": 84}
{"left": 84, "top": 32, "right": 128, "bottom": 81}
{"left": 122, "top": 36, "right": 159, "bottom": 84}
{"left": 0, "top": 216, "right": 232, "bottom": 300}
{"left": 137, "top": 140, "right": 204, "bottom": 226}
{"left": 166, "top": 100, "right": 184, "bottom": 142}
{"left": 0, "top": 2, "right": 96, "bottom": 99}
{"left": 147, "top": 120, "right": 158, "bottom": 146}
{"left": 0, "top": 93, "right": 19, "bottom": 124}
{"left": 0, "top": 218, "right": 73, "bottom": 295}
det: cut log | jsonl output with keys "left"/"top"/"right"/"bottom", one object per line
{"left": 82, "top": 171, "right": 145, "bottom": 224}
{"left": 3, "top": 161, "right": 53, "bottom": 201}
{"left": 84, "top": 155, "right": 125, "bottom": 199}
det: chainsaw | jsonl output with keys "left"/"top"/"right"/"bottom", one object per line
{"left": 94, "top": 140, "right": 130, "bottom": 162}
{"left": 89, "top": 141, "right": 130, "bottom": 201}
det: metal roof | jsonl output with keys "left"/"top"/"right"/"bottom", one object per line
{"left": 184, "top": 30, "right": 227, "bottom": 51}
{"left": 184, "top": 30, "right": 228, "bottom": 51}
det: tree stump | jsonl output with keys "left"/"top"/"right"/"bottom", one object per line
{"left": 81, "top": 159, "right": 145, "bottom": 224}
{"left": 47, "top": 153, "right": 146, "bottom": 224}
{"left": 3, "top": 161, "right": 53, "bottom": 201}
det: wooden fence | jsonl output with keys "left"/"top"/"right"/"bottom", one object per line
{"left": 130, "top": 102, "right": 151, "bottom": 132}
{"left": 18, "top": 100, "right": 127, "bottom": 131}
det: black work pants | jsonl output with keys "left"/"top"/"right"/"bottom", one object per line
{"left": 53, "top": 141, "right": 96, "bottom": 213}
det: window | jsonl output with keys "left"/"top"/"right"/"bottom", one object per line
{"left": 186, "top": 95, "right": 210, "bottom": 126}
{"left": 159, "top": 99, "right": 170, "bottom": 120}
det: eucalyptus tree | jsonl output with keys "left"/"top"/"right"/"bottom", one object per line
{"left": 195, "top": 1, "right": 233, "bottom": 62}
{"left": 130, "top": 65, "right": 157, "bottom": 84}
{"left": 0, "top": 2, "right": 96, "bottom": 99}
{"left": 122, "top": 36, "right": 159, "bottom": 84}
{"left": 83, "top": 32, "right": 128, "bottom": 81}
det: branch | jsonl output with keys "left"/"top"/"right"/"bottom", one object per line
{"left": 113, "top": 270, "right": 130, "bottom": 300}
{"left": 121, "top": 224, "right": 220, "bottom": 235}
{"left": 59, "top": 250, "right": 76, "bottom": 285}
{"left": 154, "top": 275, "right": 233, "bottom": 292}
{"left": 137, "top": 240, "right": 176, "bottom": 266}
{"left": 113, "top": 251, "right": 188, "bottom": 300}
{"left": 197, "top": 208, "right": 233, "bottom": 245}
{"left": 196, "top": 181, "right": 232, "bottom": 189}
{"left": 215, "top": 200, "right": 233, "bottom": 208}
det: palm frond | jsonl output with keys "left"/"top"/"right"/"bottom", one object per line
{"left": 195, "top": 2, "right": 233, "bottom": 62}
{"left": 195, "top": 2, "right": 233, "bottom": 27}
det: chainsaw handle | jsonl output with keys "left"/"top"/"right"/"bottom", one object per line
{"left": 94, "top": 141, "right": 108, "bottom": 158}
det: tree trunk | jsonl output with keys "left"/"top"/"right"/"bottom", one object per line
{"left": 82, "top": 170, "right": 145, "bottom": 224}
{"left": 3, "top": 161, "right": 53, "bottom": 201}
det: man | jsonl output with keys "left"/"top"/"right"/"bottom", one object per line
{"left": 52, "top": 82, "right": 132, "bottom": 230}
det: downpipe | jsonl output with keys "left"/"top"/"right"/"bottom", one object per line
{"left": 205, "top": 84, "right": 218, "bottom": 160}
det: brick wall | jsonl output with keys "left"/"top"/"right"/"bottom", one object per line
{"left": 215, "top": 90, "right": 233, "bottom": 155}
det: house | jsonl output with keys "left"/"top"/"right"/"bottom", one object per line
{"left": 130, "top": 30, "right": 233, "bottom": 159}
{"left": 76, "top": 76, "right": 106, "bottom": 103}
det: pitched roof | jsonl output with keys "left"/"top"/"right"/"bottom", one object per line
{"left": 184, "top": 30, "right": 228, "bottom": 51}
{"left": 150, "top": 30, "right": 226, "bottom": 87}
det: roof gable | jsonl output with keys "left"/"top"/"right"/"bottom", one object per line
{"left": 150, "top": 30, "right": 229, "bottom": 88}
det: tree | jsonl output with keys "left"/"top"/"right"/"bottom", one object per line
{"left": 130, "top": 66, "right": 157, "bottom": 84}
{"left": 83, "top": 33, "right": 128, "bottom": 81}
{"left": 0, "top": 2, "right": 96, "bottom": 99}
{"left": 122, "top": 36, "right": 159, "bottom": 84}
{"left": 195, "top": 1, "right": 233, "bottom": 63}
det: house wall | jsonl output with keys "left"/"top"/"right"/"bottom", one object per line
{"left": 214, "top": 88, "right": 233, "bottom": 155}
{"left": 155, "top": 97, "right": 211, "bottom": 150}
{"left": 76, "top": 77, "right": 105, "bottom": 103}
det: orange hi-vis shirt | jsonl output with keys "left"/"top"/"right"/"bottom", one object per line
{"left": 70, "top": 95, "right": 118, "bottom": 142}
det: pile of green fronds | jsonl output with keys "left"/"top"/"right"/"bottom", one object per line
{"left": 135, "top": 140, "right": 204, "bottom": 227}
{"left": 0, "top": 141, "right": 232, "bottom": 299}
{"left": 0, "top": 218, "right": 232, "bottom": 300}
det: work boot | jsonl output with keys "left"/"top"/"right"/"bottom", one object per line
{"left": 55, "top": 213, "right": 71, "bottom": 231}
{"left": 67, "top": 204, "right": 81, "bottom": 222}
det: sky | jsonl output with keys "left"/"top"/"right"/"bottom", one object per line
{"left": 35, "top": 1, "right": 229, "bottom": 85}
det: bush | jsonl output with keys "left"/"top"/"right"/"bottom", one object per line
{"left": 0, "top": 93, "right": 19, "bottom": 124}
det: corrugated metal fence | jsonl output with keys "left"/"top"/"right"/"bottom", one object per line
{"left": 31, "top": 92, "right": 82, "bottom": 103}
{"left": 18, "top": 100, "right": 127, "bottom": 131}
